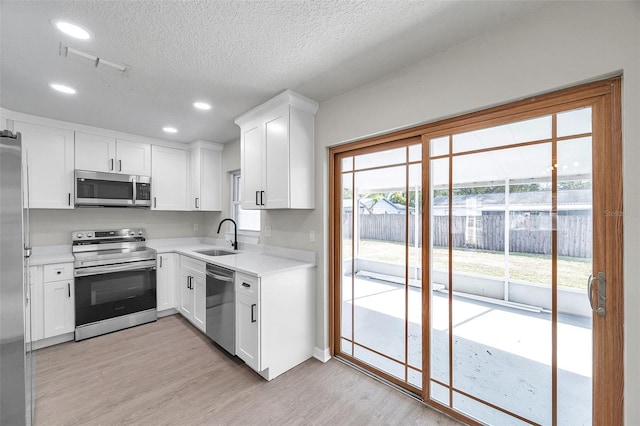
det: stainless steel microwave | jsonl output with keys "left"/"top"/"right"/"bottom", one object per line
{"left": 75, "top": 170, "right": 151, "bottom": 207}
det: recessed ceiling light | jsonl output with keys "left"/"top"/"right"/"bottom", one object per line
{"left": 50, "top": 83, "right": 76, "bottom": 95}
{"left": 163, "top": 127, "right": 178, "bottom": 134}
{"left": 50, "top": 19, "right": 91, "bottom": 40}
{"left": 193, "top": 102, "right": 211, "bottom": 111}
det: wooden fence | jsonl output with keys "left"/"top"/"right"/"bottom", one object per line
{"left": 343, "top": 213, "right": 592, "bottom": 258}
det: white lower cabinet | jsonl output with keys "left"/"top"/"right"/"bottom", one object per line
{"left": 235, "top": 268, "right": 315, "bottom": 381}
{"left": 178, "top": 256, "right": 205, "bottom": 332}
{"left": 42, "top": 263, "right": 75, "bottom": 338}
{"left": 156, "top": 253, "right": 177, "bottom": 312}
{"left": 236, "top": 289, "right": 260, "bottom": 371}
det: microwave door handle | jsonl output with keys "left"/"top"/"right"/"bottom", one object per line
{"left": 132, "top": 177, "right": 137, "bottom": 204}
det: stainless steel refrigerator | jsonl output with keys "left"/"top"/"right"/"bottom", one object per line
{"left": 0, "top": 129, "right": 32, "bottom": 426}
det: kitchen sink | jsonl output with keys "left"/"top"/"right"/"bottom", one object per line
{"left": 195, "top": 249, "right": 237, "bottom": 256}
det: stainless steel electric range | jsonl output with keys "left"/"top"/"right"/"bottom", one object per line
{"left": 72, "top": 228, "right": 157, "bottom": 341}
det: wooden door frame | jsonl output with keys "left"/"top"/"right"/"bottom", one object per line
{"left": 328, "top": 77, "right": 623, "bottom": 425}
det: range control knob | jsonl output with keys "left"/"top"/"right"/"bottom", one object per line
{"left": 138, "top": 231, "right": 143, "bottom": 236}
{"left": 129, "top": 231, "right": 135, "bottom": 236}
{"left": 86, "top": 233, "right": 93, "bottom": 238}
{"left": 76, "top": 233, "right": 83, "bottom": 239}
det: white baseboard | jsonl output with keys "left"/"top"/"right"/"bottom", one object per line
{"left": 158, "top": 308, "right": 179, "bottom": 318}
{"left": 313, "top": 347, "right": 331, "bottom": 363}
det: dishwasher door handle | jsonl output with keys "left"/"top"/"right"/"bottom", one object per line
{"left": 206, "top": 271, "right": 234, "bottom": 282}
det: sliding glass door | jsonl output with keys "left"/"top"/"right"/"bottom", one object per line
{"left": 330, "top": 78, "right": 623, "bottom": 425}
{"left": 338, "top": 139, "right": 423, "bottom": 390}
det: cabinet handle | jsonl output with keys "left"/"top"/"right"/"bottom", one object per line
{"left": 260, "top": 191, "right": 265, "bottom": 206}
{"left": 255, "top": 191, "right": 259, "bottom": 206}
{"left": 195, "top": 198, "right": 199, "bottom": 209}
{"left": 68, "top": 193, "right": 71, "bottom": 206}
{"left": 67, "top": 283, "right": 70, "bottom": 298}
{"left": 251, "top": 303, "right": 256, "bottom": 323}
{"left": 110, "top": 159, "right": 114, "bottom": 171}
{"left": 154, "top": 197, "right": 157, "bottom": 208}
{"left": 187, "top": 276, "right": 191, "bottom": 289}
{"left": 242, "top": 282, "right": 250, "bottom": 288}
{"left": 159, "top": 256, "right": 163, "bottom": 268}
{"left": 119, "top": 159, "right": 122, "bottom": 172}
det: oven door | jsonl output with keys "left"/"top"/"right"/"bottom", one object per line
{"left": 74, "top": 261, "right": 156, "bottom": 326}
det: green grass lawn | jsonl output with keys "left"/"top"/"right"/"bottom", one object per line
{"left": 343, "top": 239, "right": 591, "bottom": 289}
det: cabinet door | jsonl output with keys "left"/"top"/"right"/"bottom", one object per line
{"left": 236, "top": 292, "right": 260, "bottom": 371}
{"left": 263, "top": 105, "right": 290, "bottom": 209}
{"left": 179, "top": 269, "right": 193, "bottom": 317}
{"left": 116, "top": 139, "right": 151, "bottom": 176}
{"left": 156, "top": 254, "right": 177, "bottom": 311}
{"left": 199, "top": 148, "right": 222, "bottom": 211}
{"left": 15, "top": 122, "right": 74, "bottom": 209}
{"left": 75, "top": 132, "right": 116, "bottom": 172}
{"left": 192, "top": 274, "right": 206, "bottom": 331}
{"left": 241, "top": 119, "right": 263, "bottom": 210}
{"left": 43, "top": 280, "right": 74, "bottom": 338}
{"left": 151, "top": 146, "right": 188, "bottom": 210}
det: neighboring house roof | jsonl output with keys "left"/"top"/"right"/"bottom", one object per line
{"left": 432, "top": 189, "right": 591, "bottom": 210}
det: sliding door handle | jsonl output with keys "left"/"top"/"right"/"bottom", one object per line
{"left": 587, "top": 272, "right": 606, "bottom": 316}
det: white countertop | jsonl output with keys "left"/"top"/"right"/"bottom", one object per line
{"left": 149, "top": 242, "right": 315, "bottom": 277}
{"left": 27, "top": 239, "right": 316, "bottom": 277}
{"left": 29, "top": 245, "right": 74, "bottom": 266}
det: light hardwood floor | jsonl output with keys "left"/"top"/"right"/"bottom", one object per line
{"left": 34, "top": 314, "right": 461, "bottom": 425}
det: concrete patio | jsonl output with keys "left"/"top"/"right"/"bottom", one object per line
{"left": 340, "top": 275, "right": 592, "bottom": 425}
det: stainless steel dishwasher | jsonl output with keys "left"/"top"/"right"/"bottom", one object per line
{"left": 205, "top": 264, "right": 235, "bottom": 355}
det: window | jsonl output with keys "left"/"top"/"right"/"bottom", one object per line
{"left": 231, "top": 171, "right": 260, "bottom": 232}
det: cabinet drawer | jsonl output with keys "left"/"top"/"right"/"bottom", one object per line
{"left": 236, "top": 273, "right": 259, "bottom": 299}
{"left": 43, "top": 263, "right": 73, "bottom": 282}
{"left": 180, "top": 256, "right": 205, "bottom": 276}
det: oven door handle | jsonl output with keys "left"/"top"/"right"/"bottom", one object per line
{"left": 74, "top": 260, "right": 157, "bottom": 277}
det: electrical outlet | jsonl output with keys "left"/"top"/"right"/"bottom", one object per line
{"left": 309, "top": 230, "right": 315, "bottom": 242}
{"left": 265, "top": 225, "right": 272, "bottom": 238}
{"left": 193, "top": 224, "right": 198, "bottom": 231}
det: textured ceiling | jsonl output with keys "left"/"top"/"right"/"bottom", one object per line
{"left": 0, "top": 1, "right": 544, "bottom": 144}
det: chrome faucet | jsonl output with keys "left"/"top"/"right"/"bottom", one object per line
{"left": 217, "top": 218, "right": 238, "bottom": 250}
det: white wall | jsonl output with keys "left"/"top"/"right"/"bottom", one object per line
{"left": 264, "top": 2, "right": 640, "bottom": 423}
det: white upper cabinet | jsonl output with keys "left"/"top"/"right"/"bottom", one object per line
{"left": 151, "top": 145, "right": 188, "bottom": 211}
{"left": 189, "top": 141, "right": 222, "bottom": 211}
{"left": 15, "top": 121, "right": 75, "bottom": 209}
{"left": 235, "top": 90, "right": 318, "bottom": 210}
{"left": 75, "top": 131, "right": 151, "bottom": 176}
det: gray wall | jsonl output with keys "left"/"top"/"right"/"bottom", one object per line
{"left": 29, "top": 209, "right": 205, "bottom": 246}
{"left": 260, "top": 3, "right": 639, "bottom": 423}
